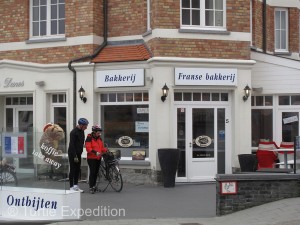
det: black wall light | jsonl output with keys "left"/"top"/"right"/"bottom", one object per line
{"left": 161, "top": 83, "right": 169, "bottom": 102}
{"left": 78, "top": 86, "right": 87, "bottom": 103}
{"left": 243, "top": 85, "right": 251, "bottom": 102}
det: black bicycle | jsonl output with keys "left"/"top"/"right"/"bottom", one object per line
{"left": 96, "top": 150, "right": 123, "bottom": 192}
{"left": 0, "top": 163, "right": 18, "bottom": 186}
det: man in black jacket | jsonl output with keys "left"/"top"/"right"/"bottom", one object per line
{"left": 68, "top": 118, "right": 89, "bottom": 192}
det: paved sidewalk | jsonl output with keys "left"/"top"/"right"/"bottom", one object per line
{"left": 1, "top": 182, "right": 299, "bottom": 225}
{"left": 49, "top": 182, "right": 300, "bottom": 225}
{"left": 51, "top": 197, "right": 300, "bottom": 225}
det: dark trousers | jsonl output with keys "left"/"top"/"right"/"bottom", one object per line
{"left": 68, "top": 154, "right": 81, "bottom": 188}
{"left": 87, "top": 158, "right": 101, "bottom": 188}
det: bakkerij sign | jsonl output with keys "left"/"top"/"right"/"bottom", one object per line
{"left": 96, "top": 69, "right": 144, "bottom": 87}
{"left": 175, "top": 68, "right": 237, "bottom": 86}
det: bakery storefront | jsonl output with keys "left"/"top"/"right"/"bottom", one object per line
{"left": 0, "top": 58, "right": 254, "bottom": 188}
{"left": 94, "top": 58, "right": 254, "bottom": 183}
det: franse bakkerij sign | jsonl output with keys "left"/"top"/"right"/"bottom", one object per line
{"left": 175, "top": 68, "right": 237, "bottom": 86}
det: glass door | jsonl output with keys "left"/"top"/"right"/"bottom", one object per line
{"left": 176, "top": 106, "right": 227, "bottom": 182}
{"left": 17, "top": 109, "right": 34, "bottom": 171}
{"left": 5, "top": 107, "right": 33, "bottom": 173}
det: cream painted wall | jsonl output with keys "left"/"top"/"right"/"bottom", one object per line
{"left": 147, "top": 57, "right": 255, "bottom": 172}
{"left": 232, "top": 68, "right": 253, "bottom": 168}
{"left": 0, "top": 58, "right": 255, "bottom": 176}
{"left": 251, "top": 52, "right": 300, "bottom": 94}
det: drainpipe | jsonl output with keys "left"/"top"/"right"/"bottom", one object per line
{"left": 68, "top": 0, "right": 108, "bottom": 127}
{"left": 262, "top": 0, "right": 266, "bottom": 53}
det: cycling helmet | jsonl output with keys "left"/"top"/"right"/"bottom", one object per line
{"left": 92, "top": 125, "right": 102, "bottom": 132}
{"left": 78, "top": 118, "right": 89, "bottom": 125}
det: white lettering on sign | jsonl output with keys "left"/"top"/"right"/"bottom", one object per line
{"left": 283, "top": 116, "right": 298, "bottom": 124}
{"left": 137, "top": 108, "right": 149, "bottom": 114}
{"left": 175, "top": 68, "right": 237, "bottom": 86}
{"left": 2, "top": 78, "right": 24, "bottom": 88}
{"left": 96, "top": 69, "right": 144, "bottom": 87}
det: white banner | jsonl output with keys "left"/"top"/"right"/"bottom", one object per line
{"left": 175, "top": 68, "right": 237, "bottom": 86}
{"left": 1, "top": 187, "right": 80, "bottom": 220}
{"left": 96, "top": 69, "right": 144, "bottom": 87}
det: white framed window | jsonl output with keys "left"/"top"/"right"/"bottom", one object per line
{"left": 181, "top": 0, "right": 226, "bottom": 30}
{"left": 274, "top": 8, "right": 288, "bottom": 52}
{"left": 30, "top": 0, "right": 65, "bottom": 39}
{"left": 251, "top": 95, "right": 300, "bottom": 148}
{"left": 51, "top": 93, "right": 67, "bottom": 146}
{"left": 100, "top": 92, "right": 149, "bottom": 160}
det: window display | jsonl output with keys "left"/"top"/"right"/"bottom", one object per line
{"left": 100, "top": 92, "right": 149, "bottom": 159}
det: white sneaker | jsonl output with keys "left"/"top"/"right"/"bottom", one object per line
{"left": 73, "top": 185, "right": 84, "bottom": 193}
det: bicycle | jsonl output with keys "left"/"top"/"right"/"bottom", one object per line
{"left": 0, "top": 163, "right": 18, "bottom": 186}
{"left": 96, "top": 150, "right": 123, "bottom": 192}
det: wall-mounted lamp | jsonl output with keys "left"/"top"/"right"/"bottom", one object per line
{"left": 243, "top": 85, "right": 251, "bottom": 102}
{"left": 78, "top": 86, "right": 87, "bottom": 103}
{"left": 161, "top": 83, "right": 169, "bottom": 102}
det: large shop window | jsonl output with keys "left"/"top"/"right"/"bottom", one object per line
{"left": 181, "top": 0, "right": 225, "bottom": 30}
{"left": 251, "top": 96, "right": 273, "bottom": 147}
{"left": 100, "top": 92, "right": 149, "bottom": 160}
{"left": 30, "top": 0, "right": 65, "bottom": 38}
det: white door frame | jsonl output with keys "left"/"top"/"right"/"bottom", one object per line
{"left": 276, "top": 109, "right": 300, "bottom": 143}
{"left": 15, "top": 107, "right": 34, "bottom": 173}
{"left": 174, "top": 104, "right": 231, "bottom": 182}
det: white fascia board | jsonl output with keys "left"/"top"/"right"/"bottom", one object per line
{"left": 251, "top": 52, "right": 300, "bottom": 70}
{"left": 267, "top": 0, "right": 300, "bottom": 8}
{"left": 143, "top": 29, "right": 251, "bottom": 42}
{"left": 0, "top": 35, "right": 102, "bottom": 52}
{"left": 0, "top": 59, "right": 93, "bottom": 70}
{"left": 148, "top": 57, "right": 256, "bottom": 66}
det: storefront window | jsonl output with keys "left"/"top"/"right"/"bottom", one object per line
{"left": 174, "top": 92, "right": 228, "bottom": 102}
{"left": 252, "top": 95, "right": 274, "bottom": 147}
{"left": 252, "top": 109, "right": 273, "bottom": 147}
{"left": 100, "top": 92, "right": 149, "bottom": 159}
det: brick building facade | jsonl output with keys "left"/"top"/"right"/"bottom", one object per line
{"left": 0, "top": 0, "right": 299, "bottom": 185}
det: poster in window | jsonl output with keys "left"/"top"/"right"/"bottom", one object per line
{"left": 132, "top": 150, "right": 146, "bottom": 160}
{"left": 135, "top": 121, "right": 149, "bottom": 133}
{"left": 2, "top": 132, "right": 27, "bottom": 158}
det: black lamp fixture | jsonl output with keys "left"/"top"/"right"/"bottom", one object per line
{"left": 78, "top": 86, "right": 87, "bottom": 103}
{"left": 161, "top": 83, "right": 169, "bottom": 102}
{"left": 243, "top": 85, "right": 251, "bottom": 102}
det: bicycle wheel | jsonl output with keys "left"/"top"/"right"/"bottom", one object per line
{"left": 96, "top": 165, "right": 109, "bottom": 192}
{"left": 108, "top": 165, "right": 123, "bottom": 192}
{"left": 0, "top": 170, "right": 18, "bottom": 186}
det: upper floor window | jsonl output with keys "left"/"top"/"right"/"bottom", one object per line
{"left": 275, "top": 8, "right": 288, "bottom": 52}
{"left": 30, "top": 0, "right": 65, "bottom": 38}
{"left": 181, "top": 0, "right": 225, "bottom": 30}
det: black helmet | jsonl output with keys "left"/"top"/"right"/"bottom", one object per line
{"left": 92, "top": 125, "right": 102, "bottom": 132}
{"left": 78, "top": 118, "right": 89, "bottom": 125}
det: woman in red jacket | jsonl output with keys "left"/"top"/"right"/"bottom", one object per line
{"left": 85, "top": 125, "right": 107, "bottom": 194}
